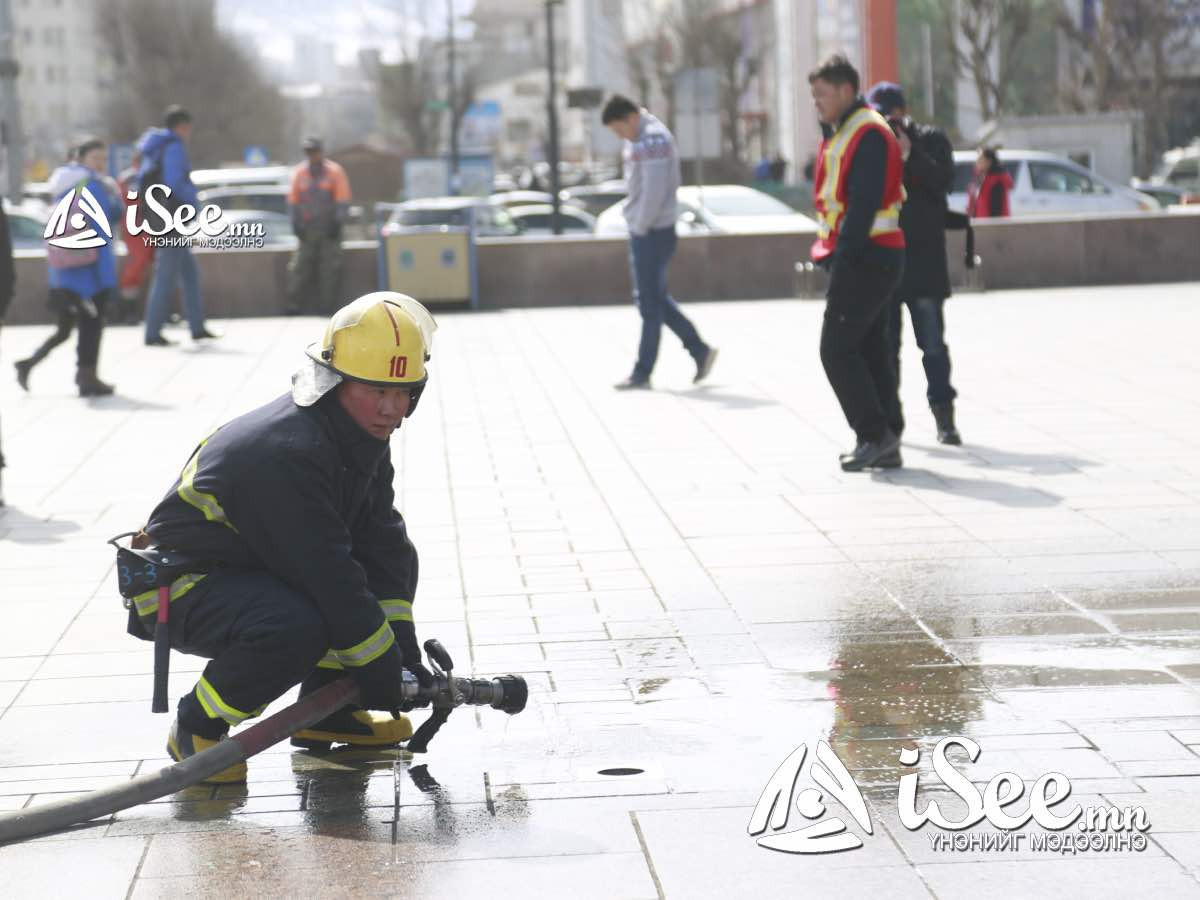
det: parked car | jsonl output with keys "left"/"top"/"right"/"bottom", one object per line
{"left": 1130, "top": 179, "right": 1195, "bottom": 208}
{"left": 191, "top": 165, "right": 291, "bottom": 192}
{"left": 1139, "top": 141, "right": 1200, "bottom": 205}
{"left": 949, "top": 150, "right": 1158, "bottom": 216}
{"left": 489, "top": 190, "right": 558, "bottom": 210}
{"left": 595, "top": 184, "right": 818, "bottom": 236}
{"left": 212, "top": 209, "right": 297, "bottom": 248}
{"left": 197, "top": 185, "right": 290, "bottom": 217}
{"left": 4, "top": 208, "right": 48, "bottom": 250}
{"left": 381, "top": 197, "right": 521, "bottom": 237}
{"left": 561, "top": 181, "right": 628, "bottom": 217}
{"left": 507, "top": 204, "right": 597, "bottom": 236}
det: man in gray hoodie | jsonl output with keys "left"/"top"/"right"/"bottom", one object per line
{"left": 603, "top": 95, "right": 716, "bottom": 390}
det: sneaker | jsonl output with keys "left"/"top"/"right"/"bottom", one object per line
{"left": 613, "top": 376, "right": 651, "bottom": 391}
{"left": 291, "top": 708, "right": 414, "bottom": 751}
{"left": 192, "top": 327, "right": 222, "bottom": 341}
{"left": 145, "top": 336, "right": 175, "bottom": 347}
{"left": 693, "top": 347, "right": 719, "bottom": 384}
{"left": 167, "top": 718, "right": 247, "bottom": 784}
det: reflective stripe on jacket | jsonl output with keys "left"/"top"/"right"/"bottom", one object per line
{"left": 144, "top": 392, "right": 418, "bottom": 654}
{"left": 811, "top": 106, "right": 905, "bottom": 262}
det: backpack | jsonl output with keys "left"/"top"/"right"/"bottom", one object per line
{"left": 136, "top": 137, "right": 182, "bottom": 233}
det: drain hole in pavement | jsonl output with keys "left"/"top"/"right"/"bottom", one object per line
{"left": 598, "top": 767, "right": 644, "bottom": 776}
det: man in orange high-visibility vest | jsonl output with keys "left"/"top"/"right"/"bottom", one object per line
{"left": 809, "top": 54, "right": 907, "bottom": 472}
{"left": 287, "top": 136, "right": 353, "bottom": 315}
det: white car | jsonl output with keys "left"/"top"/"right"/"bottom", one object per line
{"left": 381, "top": 197, "right": 521, "bottom": 237}
{"left": 949, "top": 150, "right": 1157, "bottom": 216}
{"left": 595, "top": 184, "right": 817, "bottom": 236}
{"left": 507, "top": 204, "right": 596, "bottom": 236}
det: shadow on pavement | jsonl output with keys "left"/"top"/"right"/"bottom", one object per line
{"left": 82, "top": 394, "right": 175, "bottom": 411}
{"left": 668, "top": 386, "right": 777, "bottom": 410}
{"left": 915, "top": 442, "right": 1098, "bottom": 475}
{"left": 873, "top": 467, "right": 1063, "bottom": 508}
{"left": 0, "top": 507, "right": 81, "bottom": 542}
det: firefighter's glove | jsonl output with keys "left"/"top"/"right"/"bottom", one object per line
{"left": 349, "top": 642, "right": 407, "bottom": 711}
{"left": 394, "top": 620, "right": 433, "bottom": 707}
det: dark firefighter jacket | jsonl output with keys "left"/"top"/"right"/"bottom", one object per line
{"left": 144, "top": 391, "right": 418, "bottom": 653}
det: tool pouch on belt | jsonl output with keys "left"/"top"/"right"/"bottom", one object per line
{"left": 108, "top": 530, "right": 211, "bottom": 641}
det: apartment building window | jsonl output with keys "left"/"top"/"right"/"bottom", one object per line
{"left": 46, "top": 65, "right": 56, "bottom": 83}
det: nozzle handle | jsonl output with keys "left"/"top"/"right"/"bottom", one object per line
{"left": 423, "top": 638, "right": 454, "bottom": 673}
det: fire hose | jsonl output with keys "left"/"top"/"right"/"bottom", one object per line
{"left": 0, "top": 640, "right": 527, "bottom": 845}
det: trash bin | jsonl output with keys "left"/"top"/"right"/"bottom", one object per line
{"left": 378, "top": 225, "right": 478, "bottom": 309}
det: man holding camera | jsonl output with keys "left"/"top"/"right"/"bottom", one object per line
{"left": 287, "top": 137, "right": 352, "bottom": 315}
{"left": 868, "top": 82, "right": 962, "bottom": 446}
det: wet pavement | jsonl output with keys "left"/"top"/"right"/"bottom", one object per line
{"left": 1, "top": 282, "right": 1200, "bottom": 898}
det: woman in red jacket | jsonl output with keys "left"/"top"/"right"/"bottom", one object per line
{"left": 968, "top": 146, "right": 1012, "bottom": 218}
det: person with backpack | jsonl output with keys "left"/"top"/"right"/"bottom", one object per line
{"left": 14, "top": 138, "right": 121, "bottom": 397}
{"left": 136, "top": 105, "right": 219, "bottom": 346}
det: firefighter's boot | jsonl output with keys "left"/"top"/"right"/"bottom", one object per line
{"left": 166, "top": 718, "right": 247, "bottom": 784}
{"left": 291, "top": 708, "right": 414, "bottom": 751}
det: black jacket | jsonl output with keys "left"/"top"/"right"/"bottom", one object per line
{"left": 0, "top": 206, "right": 14, "bottom": 320}
{"left": 895, "top": 120, "right": 954, "bottom": 302}
{"left": 145, "top": 392, "right": 418, "bottom": 651}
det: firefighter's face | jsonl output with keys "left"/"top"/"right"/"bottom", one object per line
{"left": 338, "top": 380, "right": 412, "bottom": 439}
{"left": 811, "top": 78, "right": 855, "bottom": 125}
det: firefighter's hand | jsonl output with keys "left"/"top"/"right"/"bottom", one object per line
{"left": 393, "top": 620, "right": 433, "bottom": 706}
{"left": 349, "top": 643, "right": 406, "bottom": 711}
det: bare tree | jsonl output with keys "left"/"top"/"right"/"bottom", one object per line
{"left": 96, "top": 0, "right": 286, "bottom": 166}
{"left": 704, "top": 10, "right": 768, "bottom": 164}
{"left": 938, "top": 0, "right": 1038, "bottom": 122}
{"left": 1057, "top": 0, "right": 1200, "bottom": 172}
{"left": 372, "top": 51, "right": 441, "bottom": 157}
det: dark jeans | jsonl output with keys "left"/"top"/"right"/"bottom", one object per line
{"left": 22, "top": 288, "right": 109, "bottom": 370}
{"left": 819, "top": 256, "right": 904, "bottom": 443}
{"left": 629, "top": 227, "right": 708, "bottom": 380}
{"left": 154, "top": 570, "right": 328, "bottom": 738}
{"left": 886, "top": 295, "right": 957, "bottom": 434}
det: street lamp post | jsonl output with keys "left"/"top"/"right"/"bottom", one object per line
{"left": 447, "top": 0, "right": 460, "bottom": 194}
{"left": 545, "top": 0, "right": 563, "bottom": 235}
{"left": 0, "top": 0, "right": 24, "bottom": 202}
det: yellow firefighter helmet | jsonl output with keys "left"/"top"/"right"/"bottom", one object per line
{"left": 304, "top": 292, "right": 437, "bottom": 415}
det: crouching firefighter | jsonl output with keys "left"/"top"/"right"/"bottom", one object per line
{"left": 120, "top": 292, "right": 438, "bottom": 783}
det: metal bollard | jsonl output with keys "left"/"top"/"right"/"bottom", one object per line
{"left": 794, "top": 260, "right": 818, "bottom": 299}
{"left": 964, "top": 254, "right": 985, "bottom": 292}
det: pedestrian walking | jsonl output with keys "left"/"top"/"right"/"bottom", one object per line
{"left": 808, "top": 55, "right": 907, "bottom": 471}
{"left": 868, "top": 81, "right": 963, "bottom": 446}
{"left": 15, "top": 138, "right": 121, "bottom": 397}
{"left": 968, "top": 147, "right": 1012, "bottom": 219}
{"left": 286, "top": 137, "right": 352, "bottom": 315}
{"left": 116, "top": 151, "right": 155, "bottom": 324}
{"left": 0, "top": 202, "right": 14, "bottom": 504}
{"left": 601, "top": 94, "right": 717, "bottom": 390}
{"left": 137, "top": 105, "right": 219, "bottom": 346}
